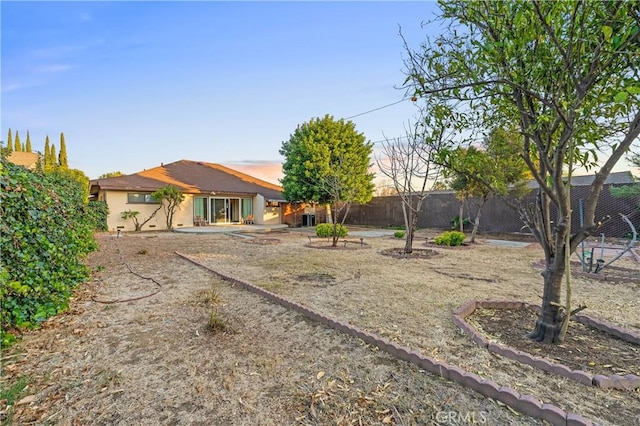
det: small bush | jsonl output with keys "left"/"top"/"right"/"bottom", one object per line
{"left": 394, "top": 230, "right": 405, "bottom": 239}
{"left": 450, "top": 215, "right": 471, "bottom": 230}
{"left": 316, "top": 223, "right": 348, "bottom": 238}
{"left": 434, "top": 231, "right": 466, "bottom": 246}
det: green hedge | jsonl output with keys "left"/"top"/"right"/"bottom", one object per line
{"left": 0, "top": 159, "right": 97, "bottom": 346}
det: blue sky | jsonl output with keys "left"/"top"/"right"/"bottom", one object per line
{"left": 1, "top": 1, "right": 442, "bottom": 182}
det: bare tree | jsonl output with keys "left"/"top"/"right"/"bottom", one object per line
{"left": 376, "top": 113, "right": 448, "bottom": 253}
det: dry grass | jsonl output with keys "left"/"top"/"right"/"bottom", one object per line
{"left": 1, "top": 228, "right": 638, "bottom": 425}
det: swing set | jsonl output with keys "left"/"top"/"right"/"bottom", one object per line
{"left": 575, "top": 199, "right": 639, "bottom": 273}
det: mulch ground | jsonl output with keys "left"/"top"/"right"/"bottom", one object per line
{"left": 468, "top": 307, "right": 640, "bottom": 377}
{"left": 2, "top": 228, "right": 639, "bottom": 426}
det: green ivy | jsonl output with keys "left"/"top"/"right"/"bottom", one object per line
{"left": 86, "top": 200, "right": 109, "bottom": 231}
{"left": 0, "top": 159, "right": 97, "bottom": 346}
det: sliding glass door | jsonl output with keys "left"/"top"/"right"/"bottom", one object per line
{"left": 203, "top": 197, "right": 252, "bottom": 224}
{"left": 194, "top": 197, "right": 208, "bottom": 223}
{"left": 212, "top": 198, "right": 227, "bottom": 223}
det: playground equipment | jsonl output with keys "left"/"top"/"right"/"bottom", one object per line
{"left": 577, "top": 210, "right": 638, "bottom": 273}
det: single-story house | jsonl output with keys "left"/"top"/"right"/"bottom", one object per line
{"left": 89, "top": 160, "right": 291, "bottom": 232}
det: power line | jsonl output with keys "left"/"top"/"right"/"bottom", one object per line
{"left": 344, "top": 97, "right": 412, "bottom": 120}
{"left": 370, "top": 134, "right": 409, "bottom": 145}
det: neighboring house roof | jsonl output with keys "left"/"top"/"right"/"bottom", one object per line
{"left": 526, "top": 171, "right": 636, "bottom": 188}
{"left": 90, "top": 160, "right": 285, "bottom": 201}
{"left": 6, "top": 151, "right": 40, "bottom": 170}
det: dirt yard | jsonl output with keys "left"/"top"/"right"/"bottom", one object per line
{"left": 1, "top": 228, "right": 639, "bottom": 425}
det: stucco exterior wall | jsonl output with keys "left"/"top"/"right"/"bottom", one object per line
{"left": 254, "top": 195, "right": 264, "bottom": 225}
{"left": 254, "top": 194, "right": 282, "bottom": 225}
{"left": 101, "top": 190, "right": 194, "bottom": 232}
{"left": 101, "top": 190, "right": 286, "bottom": 231}
{"left": 263, "top": 207, "right": 281, "bottom": 224}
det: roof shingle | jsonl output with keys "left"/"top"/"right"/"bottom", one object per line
{"left": 90, "top": 159, "right": 284, "bottom": 200}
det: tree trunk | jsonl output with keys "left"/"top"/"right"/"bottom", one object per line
{"left": 404, "top": 227, "right": 414, "bottom": 253}
{"left": 528, "top": 257, "right": 566, "bottom": 343}
{"left": 325, "top": 204, "right": 333, "bottom": 224}
{"left": 331, "top": 226, "right": 339, "bottom": 247}
{"left": 470, "top": 197, "right": 486, "bottom": 243}
{"left": 458, "top": 203, "right": 464, "bottom": 232}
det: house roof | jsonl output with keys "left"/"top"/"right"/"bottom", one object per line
{"left": 526, "top": 171, "right": 636, "bottom": 188}
{"left": 90, "top": 160, "right": 285, "bottom": 201}
{"left": 7, "top": 151, "right": 40, "bottom": 170}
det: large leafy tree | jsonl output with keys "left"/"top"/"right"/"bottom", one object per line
{"left": 403, "top": 1, "right": 640, "bottom": 343}
{"left": 98, "top": 171, "right": 123, "bottom": 179}
{"left": 280, "top": 114, "right": 374, "bottom": 241}
{"left": 447, "top": 147, "right": 491, "bottom": 241}
{"left": 445, "top": 127, "right": 529, "bottom": 242}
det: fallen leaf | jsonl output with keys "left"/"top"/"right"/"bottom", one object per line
{"left": 316, "top": 371, "right": 325, "bottom": 380}
{"left": 382, "top": 415, "right": 393, "bottom": 423}
{"left": 16, "top": 395, "right": 36, "bottom": 406}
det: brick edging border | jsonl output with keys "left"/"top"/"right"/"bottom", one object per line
{"left": 453, "top": 300, "right": 640, "bottom": 390}
{"left": 175, "top": 251, "right": 593, "bottom": 426}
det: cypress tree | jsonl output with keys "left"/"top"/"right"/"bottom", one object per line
{"left": 25, "top": 130, "right": 32, "bottom": 152}
{"left": 44, "top": 136, "right": 51, "bottom": 170}
{"left": 50, "top": 144, "right": 57, "bottom": 168}
{"left": 58, "top": 132, "right": 68, "bottom": 169}
{"left": 6, "top": 129, "right": 13, "bottom": 152}
{"left": 14, "top": 131, "right": 22, "bottom": 152}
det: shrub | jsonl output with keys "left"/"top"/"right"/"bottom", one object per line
{"left": 450, "top": 215, "right": 471, "bottom": 230}
{"left": 0, "top": 159, "right": 97, "bottom": 346}
{"left": 316, "top": 223, "right": 348, "bottom": 238}
{"left": 434, "top": 231, "right": 466, "bottom": 246}
{"left": 394, "top": 230, "right": 405, "bottom": 239}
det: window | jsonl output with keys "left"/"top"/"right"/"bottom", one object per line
{"left": 127, "top": 193, "right": 160, "bottom": 204}
{"left": 194, "top": 197, "right": 208, "bottom": 221}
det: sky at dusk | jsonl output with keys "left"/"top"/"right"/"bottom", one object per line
{"left": 2, "top": 1, "right": 637, "bottom": 185}
{"left": 1, "top": 1, "right": 445, "bottom": 183}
